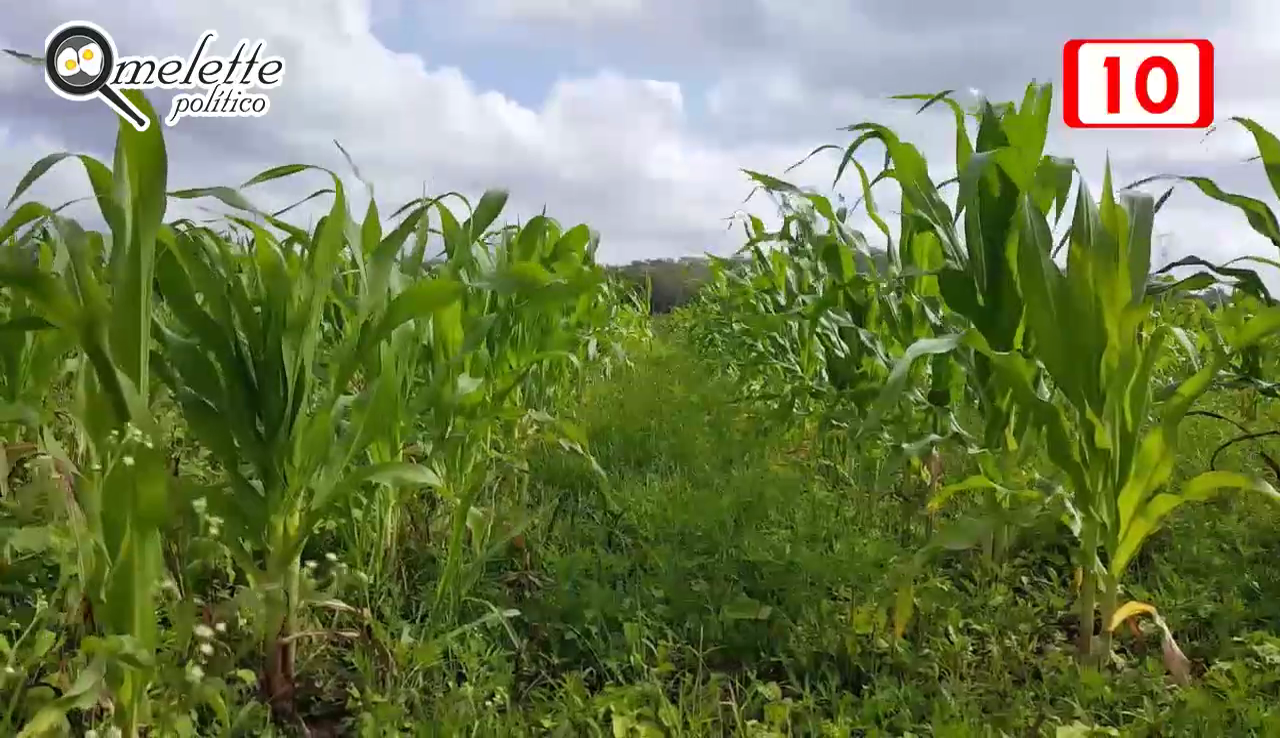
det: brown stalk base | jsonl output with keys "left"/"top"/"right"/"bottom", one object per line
{"left": 261, "top": 633, "right": 298, "bottom": 723}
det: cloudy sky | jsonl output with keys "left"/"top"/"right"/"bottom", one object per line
{"left": 1, "top": 0, "right": 1278, "bottom": 282}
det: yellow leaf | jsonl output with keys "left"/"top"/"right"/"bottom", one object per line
{"left": 1108, "top": 600, "right": 1158, "bottom": 632}
{"left": 1107, "top": 600, "right": 1193, "bottom": 685}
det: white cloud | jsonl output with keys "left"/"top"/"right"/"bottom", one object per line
{"left": 0, "top": 0, "right": 1277, "bottom": 283}
{"left": 0, "top": 127, "right": 82, "bottom": 207}
{"left": 700, "top": 59, "right": 1280, "bottom": 291}
{"left": 0, "top": 0, "right": 781, "bottom": 261}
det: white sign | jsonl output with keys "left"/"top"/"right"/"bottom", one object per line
{"left": 1063, "top": 39, "right": 1213, "bottom": 129}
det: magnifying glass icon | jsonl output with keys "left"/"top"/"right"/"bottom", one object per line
{"left": 44, "top": 21, "right": 149, "bottom": 131}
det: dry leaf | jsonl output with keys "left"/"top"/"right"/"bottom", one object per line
{"left": 1109, "top": 599, "right": 1192, "bottom": 686}
{"left": 1157, "top": 623, "right": 1192, "bottom": 686}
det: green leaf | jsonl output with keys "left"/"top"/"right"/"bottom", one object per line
{"left": 860, "top": 334, "right": 963, "bottom": 436}
{"left": 1231, "top": 117, "right": 1280, "bottom": 202}
{"left": 169, "top": 186, "right": 260, "bottom": 213}
{"left": 7, "top": 153, "right": 84, "bottom": 208}
{"left": 1152, "top": 255, "right": 1272, "bottom": 303}
{"left": 1230, "top": 305, "right": 1280, "bottom": 349}
{"left": 241, "top": 163, "right": 314, "bottom": 188}
{"left": 928, "top": 475, "right": 1034, "bottom": 512}
{"left": 550, "top": 223, "right": 592, "bottom": 263}
{"left": 721, "top": 595, "right": 773, "bottom": 621}
{"left": 1112, "top": 471, "right": 1280, "bottom": 576}
{"left": 1129, "top": 173, "right": 1280, "bottom": 250}
{"left": 377, "top": 276, "right": 465, "bottom": 341}
{"left": 364, "top": 463, "right": 444, "bottom": 489}
{"left": 308, "top": 461, "right": 443, "bottom": 520}
{"left": 489, "top": 261, "right": 557, "bottom": 294}
{"left": 109, "top": 89, "right": 168, "bottom": 399}
{"left": 2, "top": 49, "right": 43, "bottom": 66}
{"left": 0, "top": 201, "right": 55, "bottom": 245}
{"left": 465, "top": 189, "right": 509, "bottom": 240}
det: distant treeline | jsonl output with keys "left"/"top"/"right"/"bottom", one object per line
{"left": 606, "top": 250, "right": 892, "bottom": 314}
{"left": 606, "top": 257, "right": 718, "bottom": 314}
{"left": 606, "top": 252, "right": 1239, "bottom": 315}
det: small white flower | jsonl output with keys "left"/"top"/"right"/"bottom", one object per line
{"left": 192, "top": 497, "right": 208, "bottom": 513}
{"left": 208, "top": 525, "right": 221, "bottom": 537}
{"left": 121, "top": 455, "right": 135, "bottom": 467}
{"left": 324, "top": 552, "right": 338, "bottom": 563}
{"left": 187, "top": 664, "right": 204, "bottom": 682}
{"left": 214, "top": 621, "right": 227, "bottom": 633}
{"left": 304, "top": 560, "right": 318, "bottom": 571}
{"left": 3, "top": 666, "right": 17, "bottom": 676}
{"left": 198, "top": 642, "right": 214, "bottom": 656}
{"left": 193, "top": 624, "right": 214, "bottom": 640}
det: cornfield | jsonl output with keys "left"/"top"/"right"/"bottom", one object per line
{"left": 2, "top": 82, "right": 1280, "bottom": 735}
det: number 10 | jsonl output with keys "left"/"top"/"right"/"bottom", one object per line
{"left": 1104, "top": 55, "right": 1178, "bottom": 114}
{"left": 1063, "top": 39, "right": 1213, "bottom": 129}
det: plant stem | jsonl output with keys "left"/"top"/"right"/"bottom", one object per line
{"left": 1097, "top": 570, "right": 1119, "bottom": 659}
{"left": 993, "top": 517, "right": 1008, "bottom": 564}
{"left": 1076, "top": 526, "right": 1098, "bottom": 661}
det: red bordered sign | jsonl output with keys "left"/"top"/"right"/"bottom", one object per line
{"left": 1063, "top": 39, "right": 1214, "bottom": 129}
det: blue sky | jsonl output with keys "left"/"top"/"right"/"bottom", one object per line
{"left": 1, "top": 0, "right": 1278, "bottom": 282}
{"left": 370, "top": 5, "right": 602, "bottom": 107}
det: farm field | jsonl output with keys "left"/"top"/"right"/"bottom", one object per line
{"left": 2, "top": 84, "right": 1280, "bottom": 737}
{"left": 494, "top": 324, "right": 1280, "bottom": 736}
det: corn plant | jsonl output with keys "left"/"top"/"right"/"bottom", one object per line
{"left": 147, "top": 169, "right": 452, "bottom": 717}
{"left": 400, "top": 196, "right": 617, "bottom": 619}
{"left": 999, "top": 165, "right": 1280, "bottom": 662}
{"left": 864, "top": 84, "right": 1280, "bottom": 670}
{"left": 688, "top": 174, "right": 905, "bottom": 453}
{"left": 831, "top": 86, "right": 1087, "bottom": 565}
{"left": 0, "top": 90, "right": 172, "bottom": 736}
{"left": 0, "top": 231, "right": 76, "bottom": 443}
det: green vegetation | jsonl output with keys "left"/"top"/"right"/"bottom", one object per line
{"left": 606, "top": 251, "right": 890, "bottom": 315}
{"left": 608, "top": 257, "right": 713, "bottom": 314}
{"left": 2, "top": 83, "right": 1280, "bottom": 736}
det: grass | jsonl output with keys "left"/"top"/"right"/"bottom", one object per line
{"left": 370, "top": 322, "right": 1280, "bottom": 735}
